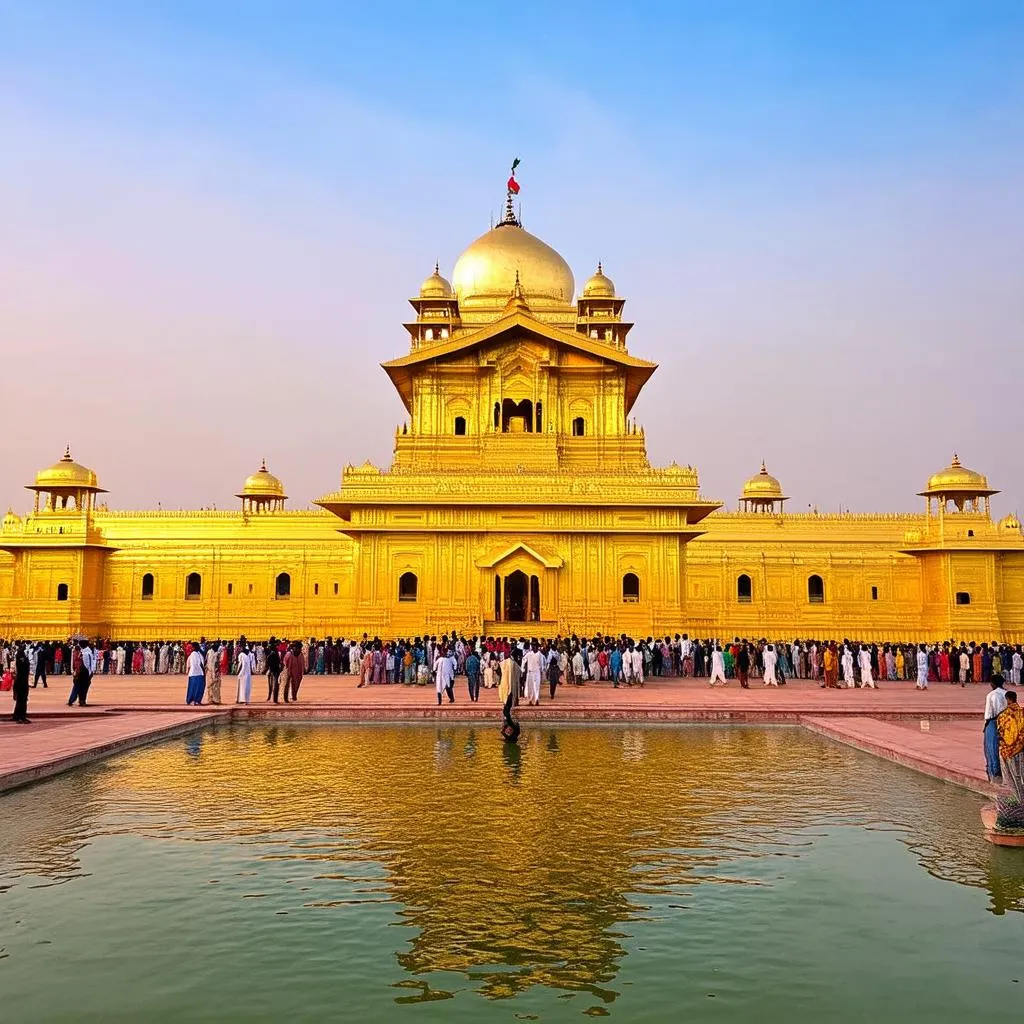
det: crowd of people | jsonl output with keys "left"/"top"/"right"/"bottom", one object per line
{"left": 3, "top": 634, "right": 1023, "bottom": 693}
{"left": 4, "top": 633, "right": 1024, "bottom": 807}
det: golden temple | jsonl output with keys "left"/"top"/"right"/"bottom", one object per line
{"left": 2, "top": 194, "right": 1023, "bottom": 641}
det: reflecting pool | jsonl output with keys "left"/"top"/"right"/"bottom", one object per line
{"left": 2, "top": 724, "right": 1023, "bottom": 1022}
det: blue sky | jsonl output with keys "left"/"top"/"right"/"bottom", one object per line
{"left": 2, "top": 1, "right": 1022, "bottom": 512}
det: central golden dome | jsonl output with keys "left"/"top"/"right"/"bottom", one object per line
{"left": 452, "top": 222, "right": 575, "bottom": 309}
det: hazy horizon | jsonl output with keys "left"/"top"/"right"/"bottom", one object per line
{"left": 3, "top": 2, "right": 1022, "bottom": 516}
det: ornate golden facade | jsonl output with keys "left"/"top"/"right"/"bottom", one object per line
{"left": 2, "top": 202, "right": 1023, "bottom": 640}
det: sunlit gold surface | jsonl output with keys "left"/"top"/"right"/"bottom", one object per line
{"left": 30, "top": 447, "right": 103, "bottom": 493}
{"left": 1, "top": 211, "right": 1023, "bottom": 640}
{"left": 921, "top": 453, "right": 995, "bottom": 496}
{"left": 582, "top": 263, "right": 615, "bottom": 298}
{"left": 452, "top": 222, "right": 575, "bottom": 309}
{"left": 237, "top": 460, "right": 287, "bottom": 500}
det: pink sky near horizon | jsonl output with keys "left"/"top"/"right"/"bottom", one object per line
{"left": 3, "top": 14, "right": 1023, "bottom": 520}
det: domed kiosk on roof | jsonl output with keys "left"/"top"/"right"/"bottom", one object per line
{"left": 999, "top": 512, "right": 1021, "bottom": 533}
{"left": 919, "top": 453, "right": 997, "bottom": 515}
{"left": 27, "top": 447, "right": 106, "bottom": 513}
{"left": 582, "top": 263, "right": 615, "bottom": 299}
{"left": 237, "top": 460, "right": 287, "bottom": 513}
{"left": 419, "top": 264, "right": 454, "bottom": 300}
{"left": 739, "top": 462, "right": 787, "bottom": 513}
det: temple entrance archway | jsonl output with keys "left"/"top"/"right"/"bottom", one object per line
{"left": 500, "top": 569, "right": 540, "bottom": 623}
{"left": 504, "top": 570, "right": 528, "bottom": 621}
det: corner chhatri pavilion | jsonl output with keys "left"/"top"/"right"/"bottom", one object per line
{"left": 2, "top": 189, "right": 1023, "bottom": 640}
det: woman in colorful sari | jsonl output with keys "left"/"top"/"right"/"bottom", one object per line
{"left": 997, "top": 690, "right": 1024, "bottom": 800}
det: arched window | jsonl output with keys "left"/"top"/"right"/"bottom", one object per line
{"left": 808, "top": 574, "right": 824, "bottom": 604}
{"left": 493, "top": 401, "right": 500, "bottom": 429}
{"left": 622, "top": 572, "right": 640, "bottom": 602}
{"left": 56, "top": 583, "right": 69, "bottom": 602}
{"left": 572, "top": 417, "right": 586, "bottom": 436}
{"left": 275, "top": 572, "right": 291, "bottom": 599}
{"left": 185, "top": 572, "right": 202, "bottom": 599}
{"left": 399, "top": 571, "right": 418, "bottom": 602}
{"left": 454, "top": 416, "right": 466, "bottom": 436}
{"left": 955, "top": 591, "right": 971, "bottom": 605}
{"left": 141, "top": 573, "right": 154, "bottom": 599}
{"left": 737, "top": 574, "right": 752, "bottom": 603}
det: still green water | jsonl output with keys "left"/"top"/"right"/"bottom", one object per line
{"left": 1, "top": 724, "right": 1023, "bottom": 1022}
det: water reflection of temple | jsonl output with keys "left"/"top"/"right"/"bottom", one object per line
{"left": 2, "top": 725, "right": 1022, "bottom": 1001}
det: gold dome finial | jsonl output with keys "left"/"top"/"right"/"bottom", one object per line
{"left": 952, "top": 452, "right": 960, "bottom": 467}
{"left": 260, "top": 458, "right": 268, "bottom": 472}
{"left": 760, "top": 460, "right": 767, "bottom": 474}
{"left": 62, "top": 445, "right": 72, "bottom": 462}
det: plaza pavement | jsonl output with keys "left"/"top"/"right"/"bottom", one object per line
{"left": 0, "top": 672, "right": 999, "bottom": 797}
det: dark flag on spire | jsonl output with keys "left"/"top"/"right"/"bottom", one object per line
{"left": 507, "top": 157, "right": 521, "bottom": 194}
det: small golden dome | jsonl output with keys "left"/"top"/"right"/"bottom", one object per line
{"left": 742, "top": 462, "right": 785, "bottom": 500}
{"left": 419, "top": 263, "right": 454, "bottom": 299}
{"left": 452, "top": 221, "right": 575, "bottom": 309}
{"left": 999, "top": 512, "right": 1021, "bottom": 532}
{"left": 582, "top": 262, "right": 615, "bottom": 298}
{"left": 31, "top": 447, "right": 103, "bottom": 491}
{"left": 2, "top": 507, "right": 21, "bottom": 529}
{"left": 237, "top": 460, "right": 287, "bottom": 500}
{"left": 920, "top": 453, "right": 994, "bottom": 495}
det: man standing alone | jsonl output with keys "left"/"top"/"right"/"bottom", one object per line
{"left": 284, "top": 641, "right": 304, "bottom": 702}
{"left": 434, "top": 645, "right": 456, "bottom": 705}
{"left": 185, "top": 645, "right": 205, "bottom": 706}
{"left": 11, "top": 642, "right": 30, "bottom": 723}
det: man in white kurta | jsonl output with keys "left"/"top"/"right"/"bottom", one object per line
{"left": 762, "top": 644, "right": 778, "bottom": 686}
{"left": 858, "top": 646, "right": 876, "bottom": 688}
{"left": 842, "top": 647, "right": 855, "bottom": 688}
{"left": 917, "top": 646, "right": 930, "bottom": 690}
{"left": 709, "top": 645, "right": 727, "bottom": 686}
{"left": 236, "top": 647, "right": 254, "bottom": 703}
{"left": 630, "top": 646, "right": 645, "bottom": 686}
{"left": 522, "top": 644, "right": 544, "bottom": 705}
{"left": 434, "top": 648, "right": 456, "bottom": 705}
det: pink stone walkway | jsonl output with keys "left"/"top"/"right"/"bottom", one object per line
{"left": 0, "top": 674, "right": 999, "bottom": 796}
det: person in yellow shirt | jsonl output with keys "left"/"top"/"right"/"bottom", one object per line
{"left": 822, "top": 643, "right": 839, "bottom": 688}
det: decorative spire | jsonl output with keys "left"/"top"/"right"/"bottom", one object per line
{"left": 503, "top": 158, "right": 521, "bottom": 226}
{"left": 260, "top": 458, "right": 268, "bottom": 472}
{"left": 433, "top": 261, "right": 440, "bottom": 275}
{"left": 760, "top": 460, "right": 767, "bottom": 474}
{"left": 62, "top": 445, "right": 72, "bottom": 462}
{"left": 597, "top": 261, "right": 603, "bottom": 274}
{"left": 951, "top": 452, "right": 961, "bottom": 466}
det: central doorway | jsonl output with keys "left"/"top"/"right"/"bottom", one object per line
{"left": 505, "top": 570, "right": 527, "bottom": 621}
{"left": 498, "top": 569, "right": 541, "bottom": 623}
